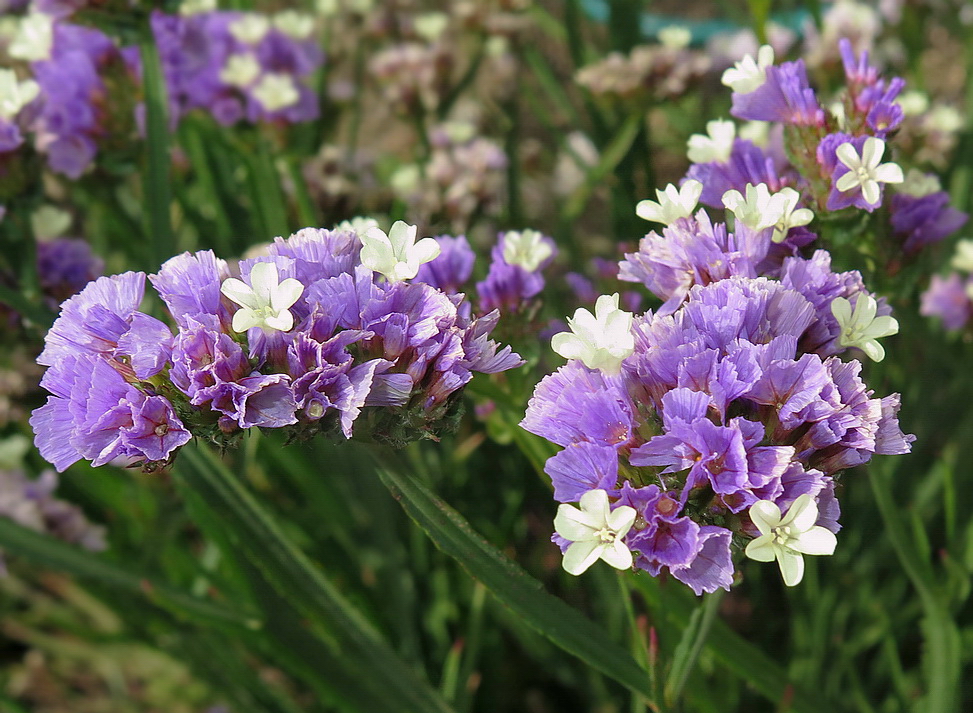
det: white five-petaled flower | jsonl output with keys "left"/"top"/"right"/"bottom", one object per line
{"left": 745, "top": 494, "right": 837, "bottom": 587}
{"left": 10, "top": 13, "right": 54, "bottom": 62}
{"left": 273, "top": 10, "right": 315, "bottom": 39}
{"left": 554, "top": 489, "right": 637, "bottom": 576}
{"left": 502, "top": 229, "right": 552, "bottom": 272}
{"left": 770, "top": 187, "right": 814, "bottom": 243}
{"left": 834, "top": 137, "right": 904, "bottom": 207}
{"left": 335, "top": 216, "right": 380, "bottom": 236}
{"left": 220, "top": 262, "right": 304, "bottom": 333}
{"left": 897, "top": 168, "right": 941, "bottom": 198}
{"left": 687, "top": 119, "right": 736, "bottom": 164}
{"left": 252, "top": 73, "right": 300, "bottom": 112}
{"left": 636, "top": 180, "right": 703, "bottom": 225}
{"left": 220, "top": 54, "right": 261, "bottom": 88}
{"left": 657, "top": 26, "right": 691, "bottom": 50}
{"left": 721, "top": 44, "right": 774, "bottom": 94}
{"left": 0, "top": 69, "right": 40, "bottom": 122}
{"left": 359, "top": 221, "right": 441, "bottom": 283}
{"left": 551, "top": 293, "right": 635, "bottom": 375}
{"left": 830, "top": 294, "right": 898, "bottom": 362}
{"left": 950, "top": 239, "right": 973, "bottom": 273}
{"left": 229, "top": 13, "right": 271, "bottom": 44}
{"left": 721, "top": 183, "right": 785, "bottom": 232}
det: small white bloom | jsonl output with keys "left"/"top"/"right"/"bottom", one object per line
{"left": 360, "top": 221, "right": 441, "bottom": 283}
{"left": 828, "top": 100, "right": 847, "bottom": 131}
{"left": 229, "top": 13, "right": 271, "bottom": 44}
{"left": 951, "top": 239, "right": 973, "bottom": 274}
{"left": 0, "top": 69, "right": 40, "bottom": 122}
{"left": 636, "top": 180, "right": 703, "bottom": 225}
{"left": 554, "top": 489, "right": 637, "bottom": 575}
{"left": 390, "top": 164, "right": 422, "bottom": 194}
{"left": 657, "top": 25, "right": 691, "bottom": 50}
{"left": 687, "top": 119, "right": 736, "bottom": 164}
{"left": 551, "top": 293, "right": 635, "bottom": 375}
{"left": 30, "top": 205, "right": 71, "bottom": 241}
{"left": 334, "top": 216, "right": 380, "bottom": 236}
{"left": 721, "top": 183, "right": 785, "bottom": 232}
{"left": 834, "top": 137, "right": 904, "bottom": 207}
{"left": 414, "top": 12, "right": 449, "bottom": 42}
{"left": 252, "top": 73, "right": 300, "bottom": 112}
{"left": 769, "top": 187, "right": 814, "bottom": 243}
{"left": 179, "top": 0, "right": 216, "bottom": 15}
{"left": 925, "top": 105, "right": 963, "bottom": 134}
{"left": 830, "top": 294, "right": 898, "bottom": 362}
{"left": 738, "top": 120, "right": 770, "bottom": 147}
{"left": 502, "top": 229, "right": 552, "bottom": 272}
{"left": 441, "top": 120, "right": 476, "bottom": 144}
{"left": 10, "top": 13, "right": 54, "bottom": 62}
{"left": 220, "top": 54, "right": 261, "bottom": 88}
{"left": 897, "top": 168, "right": 941, "bottom": 198}
{"left": 721, "top": 44, "right": 774, "bottom": 94}
{"left": 896, "top": 90, "right": 929, "bottom": 117}
{"left": 273, "top": 10, "right": 316, "bottom": 39}
{"left": 221, "top": 262, "right": 305, "bottom": 333}
{"left": 745, "top": 494, "right": 837, "bottom": 587}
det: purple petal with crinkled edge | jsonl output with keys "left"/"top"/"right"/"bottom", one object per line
{"left": 544, "top": 442, "right": 619, "bottom": 503}
{"left": 670, "top": 526, "right": 734, "bottom": 595}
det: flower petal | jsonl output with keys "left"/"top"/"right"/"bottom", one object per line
{"left": 271, "top": 278, "right": 304, "bottom": 312}
{"left": 600, "top": 539, "right": 633, "bottom": 570}
{"left": 781, "top": 494, "right": 817, "bottom": 531}
{"left": 745, "top": 534, "right": 777, "bottom": 562}
{"left": 607, "top": 504, "right": 636, "bottom": 535}
{"left": 789, "top": 526, "right": 837, "bottom": 556}
{"left": 749, "top": 500, "right": 781, "bottom": 535}
{"left": 835, "top": 142, "right": 862, "bottom": 170}
{"left": 554, "top": 503, "right": 596, "bottom": 541}
{"left": 777, "top": 548, "right": 805, "bottom": 586}
{"left": 562, "top": 540, "right": 603, "bottom": 575}
{"left": 221, "top": 277, "right": 260, "bottom": 309}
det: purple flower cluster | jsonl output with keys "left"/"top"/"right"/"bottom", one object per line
{"left": 921, "top": 273, "right": 973, "bottom": 331}
{"left": 523, "top": 275, "right": 913, "bottom": 594}
{"left": 0, "top": 466, "right": 107, "bottom": 573}
{"left": 31, "top": 226, "right": 523, "bottom": 472}
{"left": 151, "top": 10, "right": 322, "bottom": 126}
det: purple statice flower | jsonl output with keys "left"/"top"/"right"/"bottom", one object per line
{"left": 30, "top": 22, "right": 136, "bottom": 178}
{"left": 838, "top": 38, "right": 905, "bottom": 137}
{"left": 31, "top": 353, "right": 191, "bottom": 471}
{"left": 414, "top": 235, "right": 476, "bottom": 294}
{"left": 920, "top": 273, "right": 973, "bottom": 330}
{"left": 618, "top": 210, "right": 771, "bottom": 315}
{"left": 817, "top": 133, "right": 903, "bottom": 212}
{"left": 476, "top": 230, "right": 556, "bottom": 313}
{"left": 151, "top": 10, "right": 322, "bottom": 127}
{"left": 36, "top": 237, "right": 104, "bottom": 304}
{"left": 730, "top": 59, "right": 825, "bottom": 127}
{"left": 523, "top": 273, "right": 912, "bottom": 594}
{"left": 686, "top": 139, "right": 791, "bottom": 208}
{"left": 890, "top": 191, "right": 968, "bottom": 253}
{"left": 0, "top": 466, "right": 106, "bottom": 573}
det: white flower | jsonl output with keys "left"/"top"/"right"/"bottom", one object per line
{"left": 220, "top": 54, "right": 261, "bottom": 88}
{"left": 769, "top": 187, "right": 814, "bottom": 243}
{"left": 360, "top": 221, "right": 440, "bottom": 283}
{"left": 0, "top": 69, "right": 40, "bottom": 122}
{"left": 551, "top": 293, "right": 635, "bottom": 375}
{"left": 179, "top": 0, "right": 216, "bottom": 15}
{"left": 895, "top": 90, "right": 929, "bottom": 117}
{"left": 502, "top": 229, "right": 552, "bottom": 272}
{"left": 830, "top": 294, "right": 898, "bottom": 362}
{"left": 30, "top": 205, "right": 71, "bottom": 241}
{"left": 554, "top": 489, "right": 636, "bottom": 575}
{"left": 925, "top": 105, "right": 963, "bottom": 134}
{"left": 636, "top": 180, "right": 703, "bottom": 225}
{"left": 687, "top": 119, "right": 736, "bottom": 164}
{"left": 273, "top": 10, "right": 316, "bottom": 39}
{"left": 721, "top": 44, "right": 774, "bottom": 94}
{"left": 414, "top": 12, "right": 449, "bottom": 42}
{"left": 738, "top": 120, "right": 770, "bottom": 147}
{"left": 334, "top": 216, "right": 380, "bottom": 236}
{"left": 10, "top": 13, "right": 54, "bottom": 62}
{"left": 745, "top": 494, "right": 837, "bottom": 587}
{"left": 252, "top": 73, "right": 300, "bottom": 112}
{"left": 721, "top": 183, "right": 785, "bottom": 232}
{"left": 657, "top": 26, "right": 691, "bottom": 50}
{"left": 229, "top": 14, "right": 271, "bottom": 44}
{"left": 220, "top": 262, "right": 304, "bottom": 333}
{"left": 897, "top": 168, "right": 941, "bottom": 198}
{"left": 834, "top": 137, "right": 904, "bottom": 207}
{"left": 951, "top": 239, "right": 973, "bottom": 273}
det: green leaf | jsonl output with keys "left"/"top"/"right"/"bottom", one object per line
{"left": 139, "top": 38, "right": 174, "bottom": 270}
{"left": 374, "top": 457, "right": 657, "bottom": 705}
{"left": 176, "top": 444, "right": 458, "bottom": 713}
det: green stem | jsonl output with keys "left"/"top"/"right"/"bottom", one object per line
{"left": 664, "top": 589, "right": 724, "bottom": 707}
{"left": 139, "top": 38, "right": 174, "bottom": 269}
